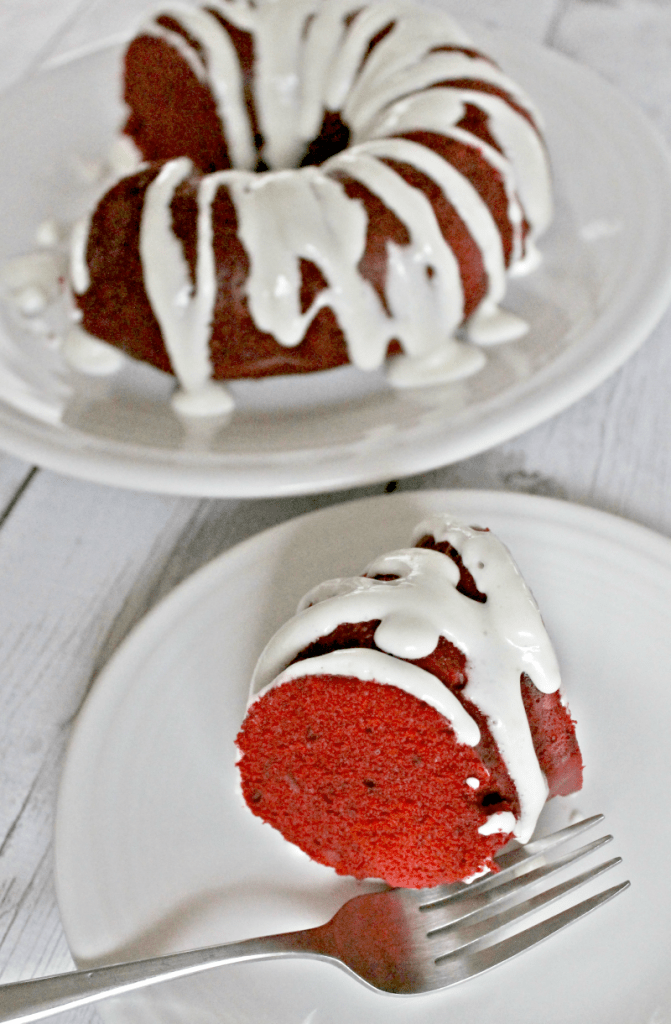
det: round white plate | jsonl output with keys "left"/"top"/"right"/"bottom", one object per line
{"left": 56, "top": 489, "right": 669, "bottom": 1024}
{"left": 1, "top": 27, "right": 671, "bottom": 498}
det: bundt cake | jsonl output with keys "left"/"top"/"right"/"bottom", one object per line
{"left": 69, "top": 0, "right": 553, "bottom": 415}
{"left": 236, "top": 513, "right": 582, "bottom": 889}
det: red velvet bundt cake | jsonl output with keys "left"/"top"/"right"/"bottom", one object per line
{"left": 68, "top": 0, "right": 553, "bottom": 415}
{"left": 236, "top": 512, "right": 582, "bottom": 889}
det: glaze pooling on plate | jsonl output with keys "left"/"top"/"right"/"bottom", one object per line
{"left": 251, "top": 512, "right": 562, "bottom": 842}
{"left": 67, "top": 0, "right": 552, "bottom": 414}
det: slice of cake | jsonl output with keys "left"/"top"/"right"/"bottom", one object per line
{"left": 236, "top": 513, "right": 582, "bottom": 888}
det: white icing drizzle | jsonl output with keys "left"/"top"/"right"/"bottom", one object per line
{"left": 299, "top": 0, "right": 383, "bottom": 142}
{"left": 145, "top": 5, "right": 257, "bottom": 170}
{"left": 346, "top": 49, "right": 528, "bottom": 141}
{"left": 247, "top": 0, "right": 320, "bottom": 169}
{"left": 326, "top": 148, "right": 465, "bottom": 356}
{"left": 139, "top": 158, "right": 232, "bottom": 410}
{"left": 249, "top": 647, "right": 481, "bottom": 747}
{"left": 136, "top": 159, "right": 236, "bottom": 410}
{"left": 455, "top": 90, "right": 553, "bottom": 242}
{"left": 386, "top": 340, "right": 486, "bottom": 387}
{"left": 478, "top": 811, "right": 516, "bottom": 836}
{"left": 354, "top": 136, "right": 507, "bottom": 307}
{"left": 70, "top": 216, "right": 92, "bottom": 295}
{"left": 225, "top": 167, "right": 388, "bottom": 364}
{"left": 251, "top": 513, "right": 562, "bottom": 843}
{"left": 508, "top": 240, "right": 542, "bottom": 277}
{"left": 367, "top": 98, "right": 528, "bottom": 267}
{"left": 143, "top": 19, "right": 209, "bottom": 85}
{"left": 466, "top": 300, "right": 529, "bottom": 345}
{"left": 63, "top": 328, "right": 125, "bottom": 376}
{"left": 75, "top": 0, "right": 553, "bottom": 409}
{"left": 327, "top": 4, "right": 468, "bottom": 115}
{"left": 171, "top": 380, "right": 234, "bottom": 416}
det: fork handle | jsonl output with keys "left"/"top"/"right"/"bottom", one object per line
{"left": 0, "top": 928, "right": 328, "bottom": 1024}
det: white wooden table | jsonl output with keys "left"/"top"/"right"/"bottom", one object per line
{"left": 1, "top": 0, "right": 671, "bottom": 1020}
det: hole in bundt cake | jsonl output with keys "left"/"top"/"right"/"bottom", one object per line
{"left": 300, "top": 111, "right": 352, "bottom": 167}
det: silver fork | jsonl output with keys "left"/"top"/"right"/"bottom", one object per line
{"left": 0, "top": 815, "right": 628, "bottom": 1022}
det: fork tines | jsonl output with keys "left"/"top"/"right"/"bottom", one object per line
{"left": 431, "top": 880, "right": 629, "bottom": 987}
{"left": 419, "top": 813, "right": 608, "bottom": 909}
{"left": 409, "top": 814, "right": 630, "bottom": 989}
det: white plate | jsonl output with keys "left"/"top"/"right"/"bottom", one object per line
{"left": 1, "top": 26, "right": 671, "bottom": 497}
{"left": 56, "top": 489, "right": 670, "bottom": 1024}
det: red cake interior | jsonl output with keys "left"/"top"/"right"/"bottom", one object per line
{"left": 237, "top": 674, "right": 511, "bottom": 888}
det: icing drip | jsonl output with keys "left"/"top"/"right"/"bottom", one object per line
{"left": 479, "top": 811, "right": 516, "bottom": 836}
{"left": 139, "top": 158, "right": 232, "bottom": 410}
{"left": 386, "top": 340, "right": 486, "bottom": 387}
{"left": 225, "top": 167, "right": 388, "bottom": 364}
{"left": 466, "top": 300, "right": 529, "bottom": 345}
{"left": 326, "top": 148, "right": 466, "bottom": 357}
{"left": 458, "top": 91, "right": 552, "bottom": 242}
{"left": 140, "top": 158, "right": 214, "bottom": 392}
{"left": 251, "top": 513, "right": 562, "bottom": 843}
{"left": 146, "top": 6, "right": 257, "bottom": 169}
{"left": 70, "top": 216, "right": 92, "bottom": 295}
{"left": 63, "top": 328, "right": 125, "bottom": 375}
{"left": 367, "top": 103, "right": 528, "bottom": 265}
{"left": 130, "top": 135, "right": 513, "bottom": 388}
{"left": 250, "top": 647, "right": 481, "bottom": 747}
{"left": 348, "top": 136, "right": 508, "bottom": 306}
